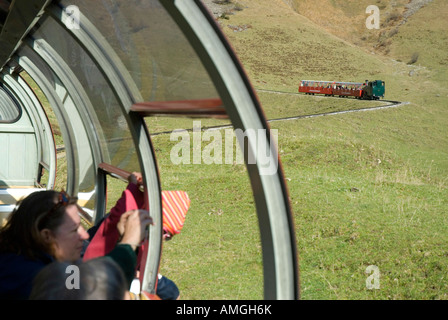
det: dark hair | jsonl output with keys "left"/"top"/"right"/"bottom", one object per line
{"left": 0, "top": 190, "right": 78, "bottom": 260}
{"left": 29, "top": 257, "right": 128, "bottom": 300}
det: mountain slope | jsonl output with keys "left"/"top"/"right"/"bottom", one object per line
{"left": 218, "top": 0, "right": 391, "bottom": 91}
{"left": 211, "top": 0, "right": 448, "bottom": 300}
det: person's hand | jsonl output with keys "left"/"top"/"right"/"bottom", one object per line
{"left": 118, "top": 209, "right": 153, "bottom": 251}
{"left": 117, "top": 210, "right": 133, "bottom": 238}
{"left": 128, "top": 172, "right": 143, "bottom": 186}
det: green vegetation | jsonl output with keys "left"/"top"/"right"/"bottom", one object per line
{"left": 26, "top": 0, "right": 447, "bottom": 299}
{"left": 158, "top": 0, "right": 448, "bottom": 299}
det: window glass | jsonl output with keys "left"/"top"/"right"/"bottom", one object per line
{"left": 17, "top": 45, "right": 96, "bottom": 210}
{"left": 0, "top": 85, "right": 21, "bottom": 123}
{"left": 59, "top": 0, "right": 220, "bottom": 102}
{"left": 31, "top": 17, "right": 140, "bottom": 174}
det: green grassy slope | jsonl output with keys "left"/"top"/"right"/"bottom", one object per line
{"left": 155, "top": 0, "right": 448, "bottom": 299}
{"left": 223, "top": 0, "right": 447, "bottom": 299}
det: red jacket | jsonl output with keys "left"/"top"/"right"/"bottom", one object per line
{"left": 83, "top": 182, "right": 144, "bottom": 260}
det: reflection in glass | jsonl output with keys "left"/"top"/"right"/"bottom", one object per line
{"left": 17, "top": 45, "right": 96, "bottom": 210}
{"left": 59, "top": 0, "right": 220, "bottom": 102}
{"left": 32, "top": 17, "right": 140, "bottom": 174}
{"left": 0, "top": 86, "right": 21, "bottom": 122}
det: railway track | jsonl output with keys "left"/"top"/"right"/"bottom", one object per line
{"left": 163, "top": 89, "right": 409, "bottom": 133}
{"left": 260, "top": 88, "right": 409, "bottom": 123}
{"left": 56, "top": 92, "right": 409, "bottom": 151}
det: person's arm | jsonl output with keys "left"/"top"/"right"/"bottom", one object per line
{"left": 106, "top": 244, "right": 137, "bottom": 288}
{"left": 83, "top": 173, "right": 146, "bottom": 260}
{"left": 103, "top": 172, "right": 145, "bottom": 237}
{"left": 113, "top": 209, "right": 153, "bottom": 286}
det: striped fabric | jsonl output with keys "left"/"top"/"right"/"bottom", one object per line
{"left": 162, "top": 191, "right": 190, "bottom": 236}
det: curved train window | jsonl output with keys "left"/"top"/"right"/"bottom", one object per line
{"left": 59, "top": 0, "right": 219, "bottom": 102}
{"left": 32, "top": 16, "right": 140, "bottom": 173}
{"left": 0, "top": 0, "right": 298, "bottom": 299}
{"left": 0, "top": 85, "right": 21, "bottom": 123}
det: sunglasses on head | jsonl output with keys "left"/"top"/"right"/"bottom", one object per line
{"left": 46, "top": 190, "right": 93, "bottom": 226}
{"left": 51, "top": 190, "right": 70, "bottom": 209}
{"left": 37, "top": 190, "right": 74, "bottom": 230}
{"left": 58, "top": 190, "right": 69, "bottom": 205}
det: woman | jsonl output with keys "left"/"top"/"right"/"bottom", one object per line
{"left": 0, "top": 190, "right": 152, "bottom": 300}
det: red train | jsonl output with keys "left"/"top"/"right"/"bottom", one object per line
{"left": 299, "top": 80, "right": 385, "bottom": 100}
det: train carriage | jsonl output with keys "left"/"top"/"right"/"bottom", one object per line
{"left": 299, "top": 79, "right": 385, "bottom": 100}
{"left": 332, "top": 82, "right": 363, "bottom": 98}
{"left": 299, "top": 80, "right": 333, "bottom": 96}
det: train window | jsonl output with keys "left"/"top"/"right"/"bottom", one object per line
{"left": 59, "top": 0, "right": 220, "bottom": 102}
{"left": 18, "top": 45, "right": 97, "bottom": 207}
{"left": 0, "top": 85, "right": 21, "bottom": 123}
{"left": 0, "top": 0, "right": 299, "bottom": 299}
{"left": 32, "top": 17, "right": 140, "bottom": 174}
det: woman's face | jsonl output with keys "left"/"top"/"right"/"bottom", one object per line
{"left": 51, "top": 204, "right": 89, "bottom": 262}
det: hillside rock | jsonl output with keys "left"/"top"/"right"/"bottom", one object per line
{"left": 201, "top": 0, "right": 245, "bottom": 19}
{"left": 201, "top": 0, "right": 234, "bottom": 18}
{"left": 403, "top": 0, "right": 434, "bottom": 20}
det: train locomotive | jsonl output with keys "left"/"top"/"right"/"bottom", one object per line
{"left": 299, "top": 80, "right": 385, "bottom": 100}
